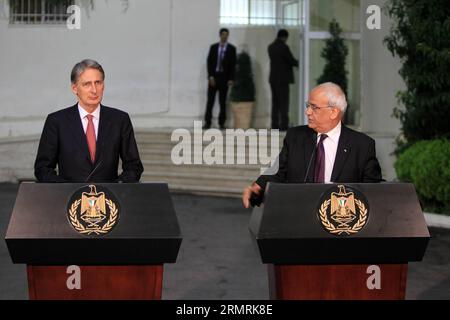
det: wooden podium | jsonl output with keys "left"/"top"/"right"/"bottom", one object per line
{"left": 249, "top": 183, "right": 430, "bottom": 300}
{"left": 5, "top": 182, "right": 182, "bottom": 300}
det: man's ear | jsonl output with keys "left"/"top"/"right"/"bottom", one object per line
{"left": 71, "top": 83, "right": 78, "bottom": 96}
{"left": 330, "top": 107, "right": 341, "bottom": 120}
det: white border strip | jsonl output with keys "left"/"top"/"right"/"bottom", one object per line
{"left": 424, "top": 213, "right": 450, "bottom": 229}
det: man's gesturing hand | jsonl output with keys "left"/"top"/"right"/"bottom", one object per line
{"left": 242, "top": 183, "right": 262, "bottom": 208}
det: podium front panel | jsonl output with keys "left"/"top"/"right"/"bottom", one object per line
{"left": 250, "top": 183, "right": 430, "bottom": 264}
{"left": 6, "top": 182, "right": 182, "bottom": 265}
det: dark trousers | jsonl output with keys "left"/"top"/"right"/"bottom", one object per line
{"left": 204, "top": 74, "right": 228, "bottom": 127}
{"left": 270, "top": 83, "right": 290, "bottom": 130}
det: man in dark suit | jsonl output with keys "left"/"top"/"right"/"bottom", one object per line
{"left": 268, "top": 29, "right": 299, "bottom": 131}
{"left": 243, "top": 82, "right": 382, "bottom": 208}
{"left": 203, "top": 28, "right": 237, "bottom": 129}
{"left": 34, "top": 59, "right": 143, "bottom": 183}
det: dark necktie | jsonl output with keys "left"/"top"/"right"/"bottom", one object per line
{"left": 85, "top": 114, "right": 96, "bottom": 163}
{"left": 314, "top": 134, "right": 328, "bottom": 183}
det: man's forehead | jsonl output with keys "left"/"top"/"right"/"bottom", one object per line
{"left": 78, "top": 68, "right": 103, "bottom": 81}
{"left": 309, "top": 88, "right": 328, "bottom": 103}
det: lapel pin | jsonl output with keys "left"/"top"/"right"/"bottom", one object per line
{"left": 344, "top": 149, "right": 348, "bottom": 153}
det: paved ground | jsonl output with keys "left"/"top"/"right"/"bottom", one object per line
{"left": 0, "top": 183, "right": 449, "bottom": 300}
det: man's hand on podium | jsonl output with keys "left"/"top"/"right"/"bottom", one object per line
{"left": 242, "top": 183, "right": 262, "bottom": 208}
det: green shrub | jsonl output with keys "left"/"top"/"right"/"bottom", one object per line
{"left": 395, "top": 139, "right": 450, "bottom": 213}
{"left": 230, "top": 51, "right": 255, "bottom": 102}
{"left": 317, "top": 19, "right": 348, "bottom": 96}
{"left": 384, "top": 0, "right": 450, "bottom": 150}
{"left": 394, "top": 141, "right": 429, "bottom": 181}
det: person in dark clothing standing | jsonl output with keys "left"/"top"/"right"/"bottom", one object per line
{"left": 34, "top": 59, "right": 143, "bottom": 183}
{"left": 242, "top": 82, "right": 382, "bottom": 208}
{"left": 268, "top": 29, "right": 299, "bottom": 131}
{"left": 203, "top": 28, "right": 237, "bottom": 129}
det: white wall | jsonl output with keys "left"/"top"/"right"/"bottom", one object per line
{"left": 0, "top": 0, "right": 220, "bottom": 137}
{"left": 226, "top": 27, "right": 273, "bottom": 129}
{"left": 361, "top": 0, "right": 404, "bottom": 135}
{"left": 0, "top": 0, "right": 405, "bottom": 181}
{"left": 228, "top": 27, "right": 301, "bottom": 129}
{"left": 0, "top": 136, "right": 38, "bottom": 181}
{"left": 360, "top": 0, "right": 405, "bottom": 180}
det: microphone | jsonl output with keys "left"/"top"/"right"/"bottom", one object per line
{"left": 84, "top": 159, "right": 103, "bottom": 182}
{"left": 303, "top": 134, "right": 319, "bottom": 183}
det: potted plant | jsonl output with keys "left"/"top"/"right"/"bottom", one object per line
{"left": 316, "top": 19, "right": 349, "bottom": 123}
{"left": 230, "top": 51, "right": 255, "bottom": 129}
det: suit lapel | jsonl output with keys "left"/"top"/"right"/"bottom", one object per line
{"left": 303, "top": 129, "right": 317, "bottom": 183}
{"left": 66, "top": 104, "right": 91, "bottom": 164}
{"left": 213, "top": 43, "right": 219, "bottom": 62}
{"left": 95, "top": 105, "right": 111, "bottom": 165}
{"left": 331, "top": 125, "right": 351, "bottom": 182}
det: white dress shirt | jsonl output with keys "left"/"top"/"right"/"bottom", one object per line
{"left": 78, "top": 104, "right": 100, "bottom": 140}
{"left": 316, "top": 121, "right": 342, "bottom": 183}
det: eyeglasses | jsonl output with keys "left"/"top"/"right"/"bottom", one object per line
{"left": 304, "top": 101, "right": 333, "bottom": 112}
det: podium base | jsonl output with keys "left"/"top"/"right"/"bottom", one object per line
{"left": 27, "top": 265, "right": 163, "bottom": 300}
{"left": 268, "top": 264, "right": 407, "bottom": 300}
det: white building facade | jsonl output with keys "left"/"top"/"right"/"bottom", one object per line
{"left": 0, "top": 0, "right": 404, "bottom": 182}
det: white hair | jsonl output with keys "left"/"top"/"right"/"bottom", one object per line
{"left": 314, "top": 82, "right": 347, "bottom": 113}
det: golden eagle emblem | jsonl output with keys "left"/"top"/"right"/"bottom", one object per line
{"left": 68, "top": 185, "right": 119, "bottom": 235}
{"left": 318, "top": 185, "right": 368, "bottom": 235}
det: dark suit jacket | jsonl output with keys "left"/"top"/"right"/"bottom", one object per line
{"left": 256, "top": 125, "right": 382, "bottom": 191}
{"left": 34, "top": 104, "right": 144, "bottom": 183}
{"left": 268, "top": 38, "right": 299, "bottom": 85}
{"left": 207, "top": 42, "right": 237, "bottom": 81}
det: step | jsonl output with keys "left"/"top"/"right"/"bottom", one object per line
{"left": 142, "top": 171, "right": 253, "bottom": 182}
{"left": 136, "top": 132, "right": 284, "bottom": 147}
{"left": 139, "top": 149, "right": 276, "bottom": 165}
{"left": 142, "top": 161, "right": 261, "bottom": 177}
{"left": 141, "top": 172, "right": 252, "bottom": 189}
{"left": 135, "top": 131, "right": 173, "bottom": 140}
{"left": 135, "top": 129, "right": 279, "bottom": 196}
{"left": 137, "top": 141, "right": 283, "bottom": 151}
{"left": 137, "top": 129, "right": 266, "bottom": 135}
{"left": 167, "top": 184, "right": 242, "bottom": 198}
{"left": 142, "top": 159, "right": 261, "bottom": 170}
{"left": 139, "top": 148, "right": 282, "bottom": 156}
{"left": 138, "top": 144, "right": 279, "bottom": 154}
{"left": 140, "top": 156, "right": 266, "bottom": 165}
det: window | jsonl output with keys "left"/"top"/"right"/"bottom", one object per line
{"left": 220, "top": 0, "right": 300, "bottom": 26}
{"left": 9, "top": 0, "right": 74, "bottom": 24}
{"left": 310, "top": 0, "right": 360, "bottom": 32}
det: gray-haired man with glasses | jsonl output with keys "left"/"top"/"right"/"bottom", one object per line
{"left": 243, "top": 82, "right": 382, "bottom": 208}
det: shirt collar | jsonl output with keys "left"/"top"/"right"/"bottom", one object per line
{"left": 321, "top": 121, "right": 342, "bottom": 143}
{"left": 78, "top": 103, "right": 100, "bottom": 120}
